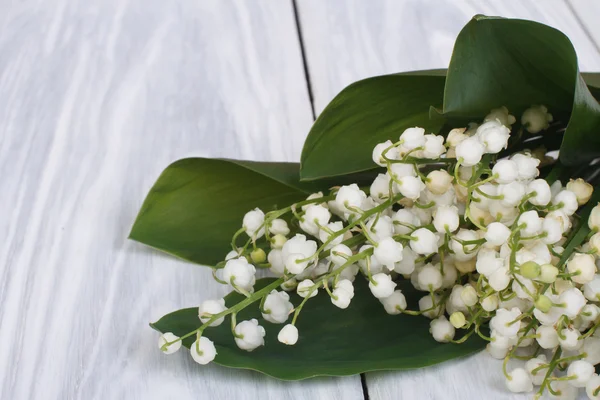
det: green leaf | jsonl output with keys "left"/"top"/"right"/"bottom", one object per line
{"left": 442, "top": 15, "right": 600, "bottom": 165}
{"left": 151, "top": 278, "right": 485, "bottom": 380}
{"left": 300, "top": 73, "right": 446, "bottom": 181}
{"left": 130, "top": 158, "right": 312, "bottom": 267}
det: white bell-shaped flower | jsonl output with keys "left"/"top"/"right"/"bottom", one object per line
{"left": 399, "top": 127, "right": 426, "bottom": 150}
{"left": 567, "top": 178, "right": 593, "bottom": 205}
{"left": 369, "top": 273, "right": 396, "bottom": 298}
{"left": 490, "top": 307, "right": 522, "bottom": 338}
{"left": 492, "top": 159, "right": 518, "bottom": 184}
{"left": 300, "top": 204, "right": 331, "bottom": 236}
{"left": 527, "top": 179, "right": 552, "bottom": 206}
{"left": 535, "top": 325, "right": 559, "bottom": 349}
{"left": 586, "top": 374, "right": 600, "bottom": 400}
{"left": 190, "top": 336, "right": 217, "bottom": 364}
{"left": 335, "top": 184, "right": 367, "bottom": 214}
{"left": 422, "top": 134, "right": 446, "bottom": 158}
{"left": 477, "top": 120, "right": 511, "bottom": 154}
{"left": 372, "top": 140, "right": 397, "bottom": 166}
{"left": 429, "top": 316, "right": 455, "bottom": 343}
{"left": 234, "top": 319, "right": 266, "bottom": 351}
{"left": 243, "top": 208, "right": 265, "bottom": 238}
{"left": 433, "top": 205, "right": 459, "bottom": 233}
{"left": 373, "top": 237, "right": 403, "bottom": 271}
{"left": 583, "top": 275, "right": 600, "bottom": 301}
{"left": 370, "top": 174, "right": 391, "bottom": 203}
{"left": 484, "top": 222, "right": 511, "bottom": 246}
{"left": 485, "top": 106, "right": 516, "bottom": 127}
{"left": 525, "top": 355, "right": 548, "bottom": 385}
{"left": 418, "top": 264, "right": 443, "bottom": 291}
{"left": 296, "top": 279, "right": 318, "bottom": 298}
{"left": 409, "top": 228, "right": 439, "bottom": 255}
{"left": 222, "top": 257, "right": 256, "bottom": 293}
{"left": 282, "top": 234, "right": 318, "bottom": 274}
{"left": 567, "top": 253, "right": 596, "bottom": 284}
{"left": 455, "top": 136, "right": 485, "bottom": 167}
{"left": 589, "top": 203, "right": 600, "bottom": 230}
{"left": 394, "top": 176, "right": 425, "bottom": 200}
{"left": 567, "top": 360, "right": 595, "bottom": 388}
{"left": 426, "top": 170, "right": 453, "bottom": 195}
{"left": 558, "top": 287, "right": 587, "bottom": 318}
{"left": 392, "top": 209, "right": 420, "bottom": 235}
{"left": 552, "top": 189, "right": 579, "bottom": 216}
{"left": 331, "top": 279, "right": 355, "bottom": 309}
{"left": 518, "top": 210, "right": 542, "bottom": 236}
{"left": 511, "top": 153, "right": 540, "bottom": 180}
{"left": 497, "top": 181, "right": 526, "bottom": 207}
{"left": 269, "top": 218, "right": 290, "bottom": 236}
{"left": 198, "top": 298, "right": 227, "bottom": 326}
{"left": 505, "top": 367, "right": 533, "bottom": 393}
{"left": 558, "top": 327, "right": 582, "bottom": 351}
{"left": 380, "top": 290, "right": 407, "bottom": 314}
{"left": 262, "top": 290, "right": 293, "bottom": 324}
{"left": 158, "top": 332, "right": 182, "bottom": 354}
{"left": 277, "top": 324, "right": 299, "bottom": 345}
{"left": 521, "top": 105, "right": 552, "bottom": 133}
{"left": 318, "top": 221, "right": 345, "bottom": 248}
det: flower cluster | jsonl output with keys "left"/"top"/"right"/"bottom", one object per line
{"left": 157, "top": 105, "right": 600, "bottom": 399}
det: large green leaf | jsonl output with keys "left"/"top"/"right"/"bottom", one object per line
{"left": 151, "top": 278, "right": 485, "bottom": 380}
{"left": 443, "top": 15, "right": 600, "bottom": 165}
{"left": 300, "top": 74, "right": 446, "bottom": 181}
{"left": 130, "top": 158, "right": 313, "bottom": 266}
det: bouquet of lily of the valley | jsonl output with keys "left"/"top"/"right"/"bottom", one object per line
{"left": 131, "top": 16, "right": 600, "bottom": 399}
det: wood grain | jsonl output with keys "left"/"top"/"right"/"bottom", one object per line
{"left": 0, "top": 0, "right": 362, "bottom": 399}
{"left": 295, "top": 0, "right": 600, "bottom": 398}
{"left": 296, "top": 0, "right": 600, "bottom": 115}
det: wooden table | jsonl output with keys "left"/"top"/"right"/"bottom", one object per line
{"left": 2, "top": 1, "right": 599, "bottom": 399}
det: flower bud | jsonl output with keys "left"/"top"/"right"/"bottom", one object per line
{"left": 527, "top": 179, "right": 552, "bottom": 206}
{"left": 485, "top": 106, "right": 516, "bottom": 127}
{"left": 269, "top": 218, "right": 290, "bottom": 236}
{"left": 585, "top": 372, "right": 600, "bottom": 400}
{"left": 538, "top": 263, "right": 558, "bottom": 283}
{"left": 446, "top": 128, "right": 467, "bottom": 147}
{"left": 449, "top": 311, "right": 466, "bottom": 329}
{"left": 271, "top": 234, "right": 287, "bottom": 249}
{"left": 426, "top": 170, "right": 453, "bottom": 195}
{"left": 519, "top": 261, "right": 540, "bottom": 279}
{"left": 534, "top": 295, "right": 552, "bottom": 313}
{"left": 567, "top": 178, "right": 593, "bottom": 205}
{"left": 481, "top": 294, "right": 499, "bottom": 311}
{"left": 243, "top": 208, "right": 265, "bottom": 238}
{"left": 277, "top": 324, "right": 299, "bottom": 345}
{"left": 477, "top": 120, "right": 510, "bottom": 154}
{"left": 372, "top": 140, "right": 396, "bottom": 167}
{"left": 158, "top": 332, "right": 182, "bottom": 354}
{"left": 521, "top": 105, "right": 552, "bottom": 133}
{"left": 590, "top": 232, "right": 600, "bottom": 254}
{"left": 589, "top": 203, "right": 600, "bottom": 231}
{"left": 250, "top": 248, "right": 266, "bottom": 264}
{"left": 460, "top": 286, "right": 478, "bottom": 307}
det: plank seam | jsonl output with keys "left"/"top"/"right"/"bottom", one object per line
{"left": 291, "top": 0, "right": 316, "bottom": 120}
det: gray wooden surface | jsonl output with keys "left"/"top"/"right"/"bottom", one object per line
{"left": 1, "top": 1, "right": 598, "bottom": 399}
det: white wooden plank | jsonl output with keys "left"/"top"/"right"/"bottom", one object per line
{"left": 297, "top": 0, "right": 600, "bottom": 115}
{"left": 568, "top": 0, "right": 600, "bottom": 51}
{"left": 0, "top": 0, "right": 363, "bottom": 399}
{"left": 296, "top": 1, "right": 598, "bottom": 399}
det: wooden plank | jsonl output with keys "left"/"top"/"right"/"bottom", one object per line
{"left": 297, "top": 0, "right": 600, "bottom": 115}
{"left": 568, "top": 0, "right": 600, "bottom": 52}
{"left": 295, "top": 1, "right": 599, "bottom": 399}
{"left": 0, "top": 0, "right": 363, "bottom": 399}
